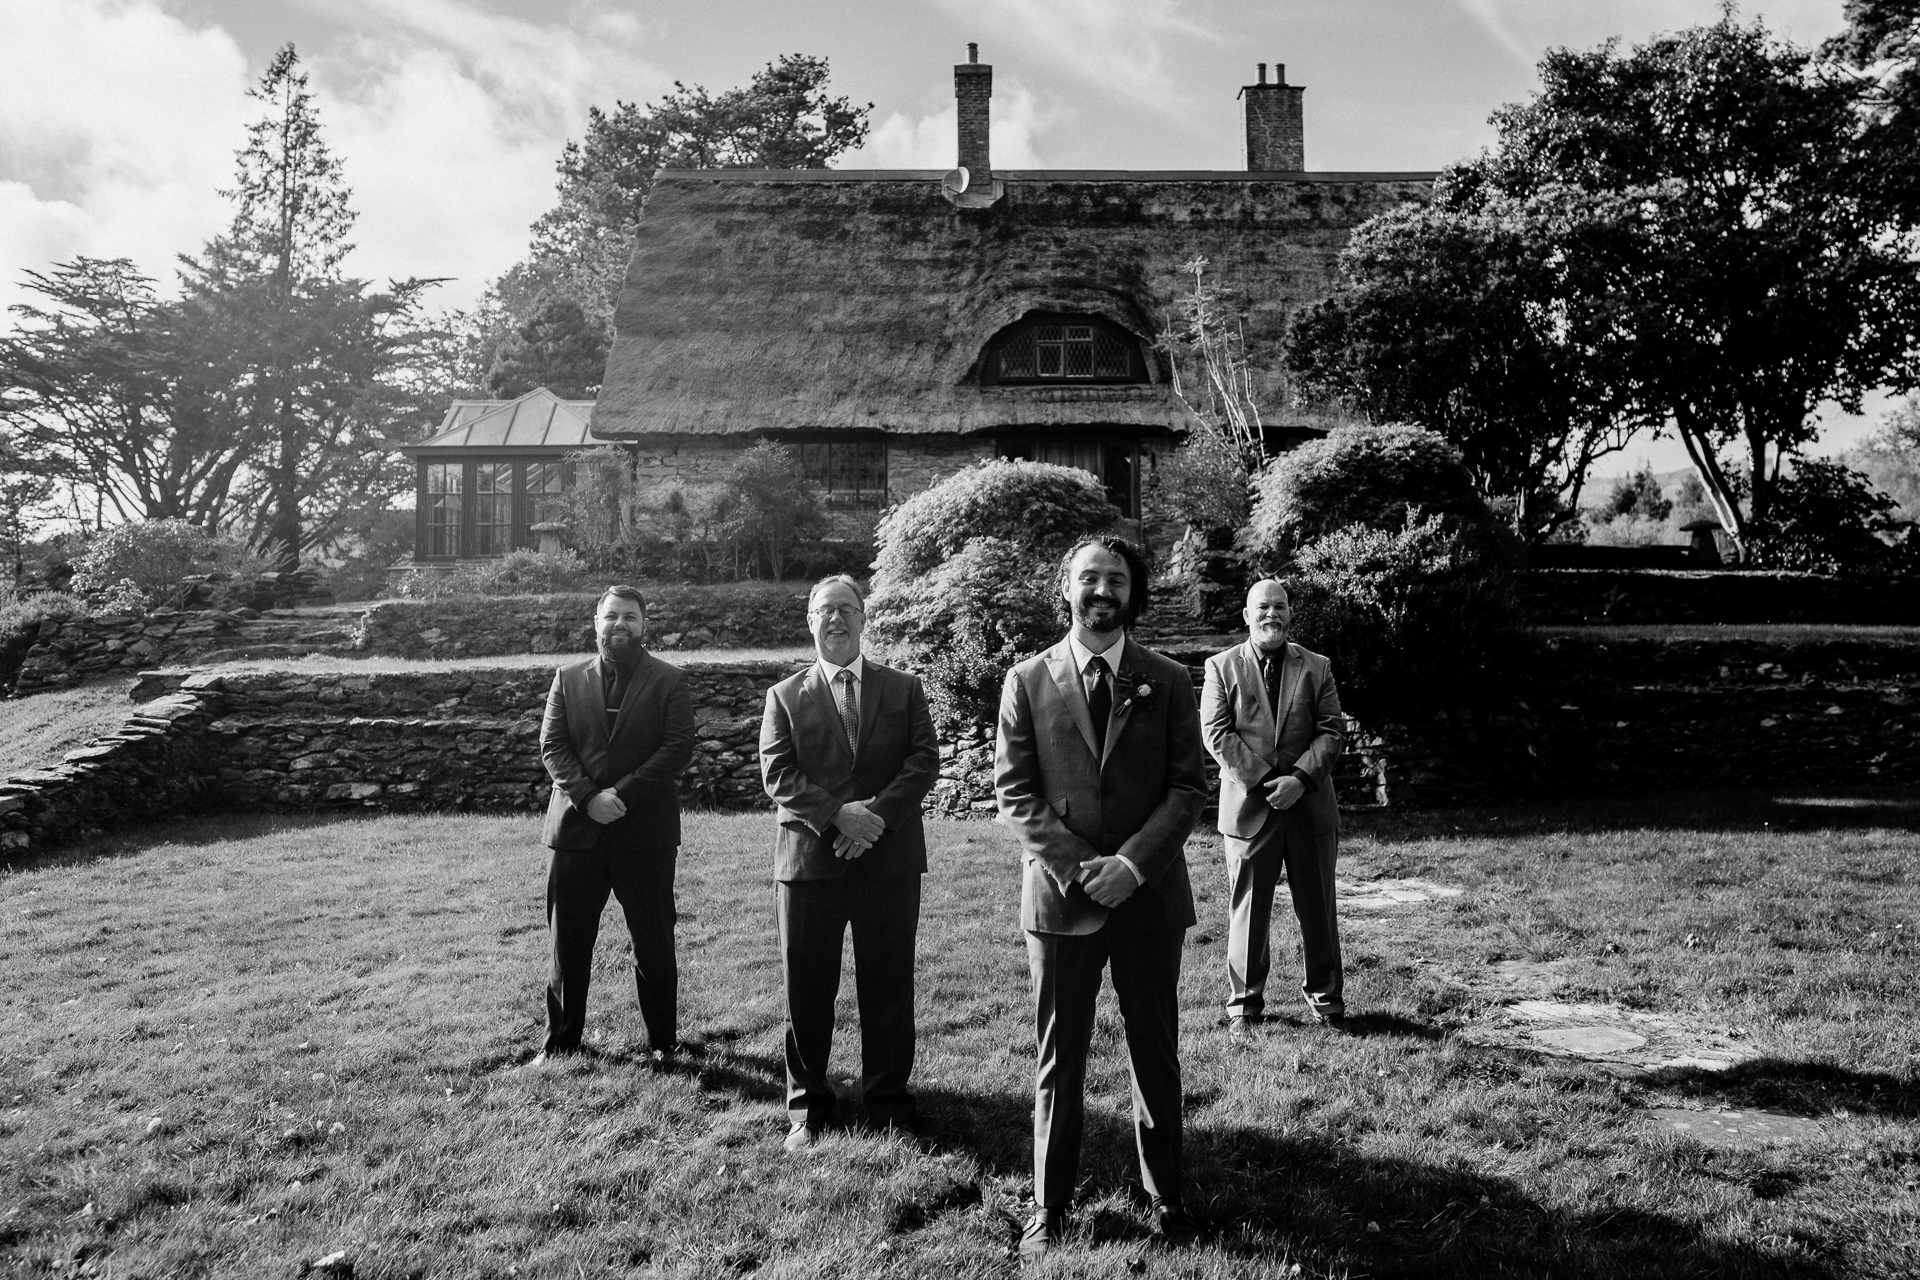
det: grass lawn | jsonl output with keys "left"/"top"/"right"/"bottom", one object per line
{"left": 1, "top": 799, "right": 1915, "bottom": 1279}
{"left": 0, "top": 679, "right": 138, "bottom": 777}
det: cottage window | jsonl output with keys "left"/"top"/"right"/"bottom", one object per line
{"left": 425, "top": 463, "right": 462, "bottom": 558}
{"left": 982, "top": 313, "right": 1148, "bottom": 385}
{"left": 799, "top": 441, "right": 887, "bottom": 509}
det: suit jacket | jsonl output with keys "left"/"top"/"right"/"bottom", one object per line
{"left": 540, "top": 653, "right": 696, "bottom": 851}
{"left": 994, "top": 636, "right": 1208, "bottom": 936}
{"left": 1200, "top": 639, "right": 1345, "bottom": 840}
{"left": 759, "top": 658, "right": 941, "bottom": 881}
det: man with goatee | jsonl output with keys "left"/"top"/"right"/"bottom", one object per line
{"left": 994, "top": 535, "right": 1208, "bottom": 1259}
{"left": 1201, "top": 578, "right": 1347, "bottom": 1037}
{"left": 535, "top": 584, "right": 696, "bottom": 1064}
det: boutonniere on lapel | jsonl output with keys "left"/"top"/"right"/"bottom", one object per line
{"left": 1114, "top": 668, "right": 1158, "bottom": 715}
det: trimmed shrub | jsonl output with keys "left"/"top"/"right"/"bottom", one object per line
{"left": 387, "top": 549, "right": 592, "bottom": 600}
{"left": 866, "top": 537, "right": 1062, "bottom": 727}
{"left": 1242, "top": 423, "right": 1504, "bottom": 568}
{"left": 1747, "top": 458, "right": 1904, "bottom": 574}
{"left": 69, "top": 520, "right": 269, "bottom": 612}
{"left": 870, "top": 459, "right": 1121, "bottom": 589}
{"left": 1287, "top": 511, "right": 1522, "bottom": 721}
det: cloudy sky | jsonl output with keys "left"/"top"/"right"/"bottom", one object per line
{"left": 0, "top": 0, "right": 1892, "bottom": 466}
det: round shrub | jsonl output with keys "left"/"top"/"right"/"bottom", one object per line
{"left": 866, "top": 536, "right": 1061, "bottom": 728}
{"left": 69, "top": 520, "right": 268, "bottom": 612}
{"left": 870, "top": 459, "right": 1121, "bottom": 589}
{"left": 1242, "top": 423, "right": 1503, "bottom": 567}
{"left": 1286, "top": 513, "right": 1521, "bottom": 721}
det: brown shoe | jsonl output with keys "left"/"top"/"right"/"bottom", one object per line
{"left": 1019, "top": 1207, "right": 1064, "bottom": 1262}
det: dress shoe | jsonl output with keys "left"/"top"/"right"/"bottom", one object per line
{"left": 1311, "top": 1007, "right": 1348, "bottom": 1029}
{"left": 1150, "top": 1199, "right": 1199, "bottom": 1246}
{"left": 1019, "top": 1208, "right": 1064, "bottom": 1262}
{"left": 783, "top": 1122, "right": 819, "bottom": 1153}
{"left": 1226, "top": 1014, "right": 1255, "bottom": 1042}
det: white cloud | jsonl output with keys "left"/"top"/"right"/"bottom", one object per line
{"left": 847, "top": 85, "right": 1049, "bottom": 168}
{"left": 927, "top": 0, "right": 1220, "bottom": 114}
{"left": 0, "top": 0, "right": 249, "bottom": 310}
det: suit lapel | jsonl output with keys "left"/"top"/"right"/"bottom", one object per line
{"left": 1099, "top": 637, "right": 1141, "bottom": 771}
{"left": 1274, "top": 642, "right": 1304, "bottom": 729}
{"left": 609, "top": 657, "right": 654, "bottom": 742}
{"left": 1044, "top": 641, "right": 1100, "bottom": 759}
{"left": 804, "top": 663, "right": 854, "bottom": 764}
{"left": 855, "top": 661, "right": 885, "bottom": 760}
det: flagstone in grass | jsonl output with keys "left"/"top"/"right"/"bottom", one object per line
{"left": 1648, "top": 1107, "right": 1827, "bottom": 1149}
{"left": 1337, "top": 876, "right": 1466, "bottom": 910}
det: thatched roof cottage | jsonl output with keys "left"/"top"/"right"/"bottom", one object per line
{"left": 409, "top": 49, "right": 1434, "bottom": 560}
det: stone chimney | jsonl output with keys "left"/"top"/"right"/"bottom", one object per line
{"left": 955, "top": 43, "right": 992, "bottom": 180}
{"left": 1242, "top": 61, "right": 1305, "bottom": 171}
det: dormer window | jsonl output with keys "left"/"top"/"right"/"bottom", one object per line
{"left": 981, "top": 313, "right": 1149, "bottom": 385}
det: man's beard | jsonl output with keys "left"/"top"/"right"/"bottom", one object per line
{"left": 1073, "top": 592, "right": 1126, "bottom": 635}
{"left": 597, "top": 632, "right": 643, "bottom": 670}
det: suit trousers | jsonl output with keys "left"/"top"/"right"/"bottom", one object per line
{"left": 1027, "top": 900, "right": 1185, "bottom": 1209}
{"left": 1224, "top": 807, "right": 1342, "bottom": 1020}
{"left": 777, "top": 872, "right": 921, "bottom": 1127}
{"left": 544, "top": 843, "right": 678, "bottom": 1053}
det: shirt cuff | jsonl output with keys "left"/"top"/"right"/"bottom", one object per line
{"left": 1290, "top": 767, "right": 1319, "bottom": 793}
{"left": 1115, "top": 854, "right": 1145, "bottom": 886}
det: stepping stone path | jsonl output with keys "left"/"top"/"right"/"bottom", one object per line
{"left": 1646, "top": 1106, "right": 1826, "bottom": 1149}
{"left": 1456, "top": 999, "right": 1755, "bottom": 1074}
{"left": 1337, "top": 877, "right": 1466, "bottom": 910}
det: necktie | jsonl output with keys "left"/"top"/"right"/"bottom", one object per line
{"left": 604, "top": 665, "right": 628, "bottom": 736}
{"left": 835, "top": 669, "right": 860, "bottom": 758}
{"left": 1086, "top": 656, "right": 1112, "bottom": 755}
{"left": 1262, "top": 652, "right": 1283, "bottom": 719}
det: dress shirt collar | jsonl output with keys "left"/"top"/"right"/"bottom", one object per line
{"left": 817, "top": 652, "right": 865, "bottom": 686}
{"left": 1068, "top": 630, "right": 1125, "bottom": 678}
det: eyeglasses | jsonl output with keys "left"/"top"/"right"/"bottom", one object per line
{"left": 810, "top": 604, "right": 865, "bottom": 619}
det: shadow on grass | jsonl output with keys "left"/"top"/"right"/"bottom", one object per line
{"left": 1645, "top": 1057, "right": 1919, "bottom": 1121}
{"left": 910, "top": 1080, "right": 1828, "bottom": 1278}
{"left": 0, "top": 808, "right": 406, "bottom": 873}
{"left": 1350, "top": 785, "right": 1920, "bottom": 839}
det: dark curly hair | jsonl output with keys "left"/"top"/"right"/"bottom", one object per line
{"left": 1056, "top": 534, "right": 1152, "bottom": 628}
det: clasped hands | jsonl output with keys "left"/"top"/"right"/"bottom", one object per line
{"left": 585, "top": 788, "right": 627, "bottom": 824}
{"left": 1266, "top": 773, "right": 1307, "bottom": 811}
{"left": 833, "top": 798, "right": 885, "bottom": 858}
{"left": 1075, "top": 855, "right": 1138, "bottom": 908}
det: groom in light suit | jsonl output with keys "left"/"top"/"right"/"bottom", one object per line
{"left": 995, "top": 535, "right": 1208, "bottom": 1259}
{"left": 1200, "top": 578, "right": 1347, "bottom": 1033}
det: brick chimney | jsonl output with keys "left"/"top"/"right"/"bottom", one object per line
{"left": 955, "top": 43, "right": 992, "bottom": 180}
{"left": 1242, "top": 61, "right": 1305, "bottom": 171}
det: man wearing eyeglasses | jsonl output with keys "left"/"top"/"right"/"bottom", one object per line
{"left": 759, "top": 574, "right": 941, "bottom": 1151}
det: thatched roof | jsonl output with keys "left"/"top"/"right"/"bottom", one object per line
{"left": 594, "top": 169, "right": 1433, "bottom": 439}
{"left": 402, "top": 388, "right": 603, "bottom": 456}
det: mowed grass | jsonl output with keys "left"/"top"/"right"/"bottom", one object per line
{"left": 0, "top": 679, "right": 139, "bottom": 777}
{"left": 0, "top": 800, "right": 1915, "bottom": 1279}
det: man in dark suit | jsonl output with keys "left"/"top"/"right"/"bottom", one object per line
{"left": 1200, "top": 578, "right": 1347, "bottom": 1035}
{"left": 759, "top": 574, "right": 940, "bottom": 1151}
{"left": 994, "top": 535, "right": 1208, "bottom": 1259}
{"left": 537, "top": 584, "right": 696, "bottom": 1063}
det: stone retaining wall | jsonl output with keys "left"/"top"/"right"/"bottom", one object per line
{"left": 5, "top": 634, "right": 1918, "bottom": 853}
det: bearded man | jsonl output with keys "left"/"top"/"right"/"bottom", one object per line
{"left": 994, "top": 535, "right": 1209, "bottom": 1259}
{"left": 535, "top": 584, "right": 696, "bottom": 1064}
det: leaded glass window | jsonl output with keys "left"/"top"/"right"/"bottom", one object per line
{"left": 474, "top": 462, "right": 513, "bottom": 556}
{"left": 984, "top": 314, "right": 1146, "bottom": 384}
{"left": 425, "top": 463, "right": 462, "bottom": 558}
{"left": 798, "top": 441, "right": 887, "bottom": 509}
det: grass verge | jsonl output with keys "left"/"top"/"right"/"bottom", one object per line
{"left": 0, "top": 799, "right": 1915, "bottom": 1278}
{"left": 0, "top": 678, "right": 138, "bottom": 777}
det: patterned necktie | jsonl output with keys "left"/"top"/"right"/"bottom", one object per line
{"left": 835, "top": 669, "right": 860, "bottom": 758}
{"left": 1262, "top": 651, "right": 1283, "bottom": 719}
{"left": 1086, "top": 656, "right": 1112, "bottom": 755}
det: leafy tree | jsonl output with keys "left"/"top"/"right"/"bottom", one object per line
{"left": 486, "top": 295, "right": 609, "bottom": 399}
{"left": 181, "top": 44, "right": 438, "bottom": 565}
{"left": 1602, "top": 465, "right": 1673, "bottom": 523}
{"left": 1459, "top": 17, "right": 1920, "bottom": 551}
{"left": 1286, "top": 191, "right": 1638, "bottom": 540}
{"left": 1745, "top": 457, "right": 1903, "bottom": 572}
{"left": 712, "top": 441, "right": 825, "bottom": 579}
{"left": 1841, "top": 394, "right": 1920, "bottom": 517}
{"left": 490, "top": 55, "right": 871, "bottom": 344}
